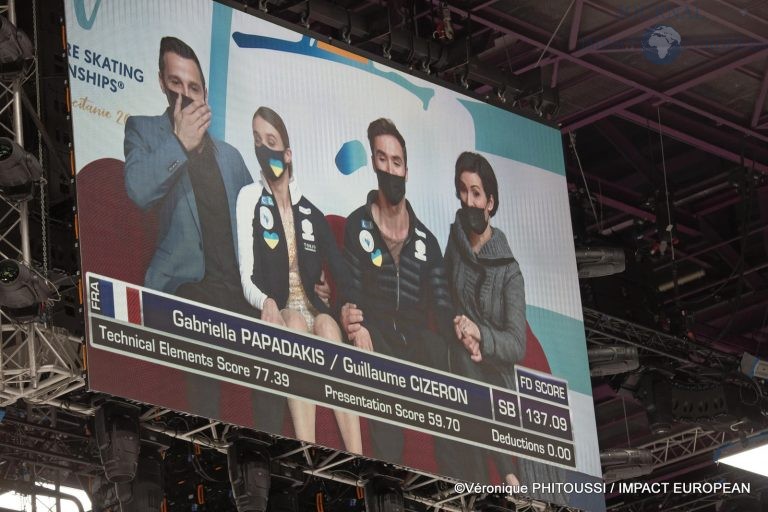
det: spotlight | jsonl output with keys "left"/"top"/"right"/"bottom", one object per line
{"left": 600, "top": 449, "right": 653, "bottom": 482}
{"left": 364, "top": 475, "right": 404, "bottom": 512}
{"left": 94, "top": 400, "right": 141, "bottom": 483}
{"left": 227, "top": 438, "right": 271, "bottom": 512}
{"left": 0, "top": 16, "right": 33, "bottom": 82}
{"left": 506, "top": 68, "right": 543, "bottom": 106}
{"left": 0, "top": 259, "right": 55, "bottom": 320}
{"left": 576, "top": 247, "right": 626, "bottom": 278}
{"left": 588, "top": 346, "right": 639, "bottom": 377}
{"left": 533, "top": 86, "right": 560, "bottom": 117}
{"left": 0, "top": 137, "right": 43, "bottom": 201}
{"left": 116, "top": 447, "right": 164, "bottom": 512}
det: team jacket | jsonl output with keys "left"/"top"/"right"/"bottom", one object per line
{"left": 236, "top": 178, "right": 347, "bottom": 313}
{"left": 343, "top": 191, "right": 454, "bottom": 338}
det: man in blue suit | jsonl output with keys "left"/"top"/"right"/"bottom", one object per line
{"left": 125, "top": 36, "right": 252, "bottom": 308}
{"left": 124, "top": 37, "right": 253, "bottom": 419}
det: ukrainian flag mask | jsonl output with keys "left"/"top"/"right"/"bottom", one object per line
{"left": 255, "top": 144, "right": 287, "bottom": 181}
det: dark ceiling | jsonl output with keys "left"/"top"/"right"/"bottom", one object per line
{"left": 3, "top": 0, "right": 768, "bottom": 511}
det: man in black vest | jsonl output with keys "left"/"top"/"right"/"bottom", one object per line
{"left": 341, "top": 118, "right": 453, "bottom": 462}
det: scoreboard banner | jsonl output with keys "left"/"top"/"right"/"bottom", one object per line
{"left": 66, "top": 0, "right": 603, "bottom": 508}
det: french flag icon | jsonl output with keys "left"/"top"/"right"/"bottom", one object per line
{"left": 92, "top": 277, "right": 143, "bottom": 325}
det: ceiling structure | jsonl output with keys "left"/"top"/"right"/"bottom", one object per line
{"left": 3, "top": 0, "right": 768, "bottom": 511}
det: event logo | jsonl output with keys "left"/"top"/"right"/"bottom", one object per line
{"left": 68, "top": 43, "right": 145, "bottom": 93}
{"left": 641, "top": 25, "right": 682, "bottom": 64}
{"left": 259, "top": 206, "right": 274, "bottom": 230}
{"left": 74, "top": 0, "right": 103, "bottom": 30}
{"left": 301, "top": 219, "right": 315, "bottom": 242}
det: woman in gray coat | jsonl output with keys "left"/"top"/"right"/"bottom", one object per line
{"left": 444, "top": 151, "right": 526, "bottom": 485}
{"left": 443, "top": 152, "right": 565, "bottom": 504}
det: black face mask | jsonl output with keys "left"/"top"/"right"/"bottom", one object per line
{"left": 255, "top": 145, "right": 287, "bottom": 182}
{"left": 376, "top": 169, "right": 406, "bottom": 205}
{"left": 165, "top": 90, "right": 194, "bottom": 111}
{"left": 460, "top": 204, "right": 489, "bottom": 235}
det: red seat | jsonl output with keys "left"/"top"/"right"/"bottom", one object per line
{"left": 76, "top": 158, "right": 254, "bottom": 423}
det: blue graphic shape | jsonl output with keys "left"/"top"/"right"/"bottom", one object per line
{"left": 335, "top": 140, "right": 367, "bottom": 175}
{"left": 209, "top": 3, "right": 233, "bottom": 139}
{"left": 458, "top": 100, "right": 565, "bottom": 176}
{"left": 73, "top": 0, "right": 103, "bottom": 30}
{"left": 232, "top": 33, "right": 435, "bottom": 110}
{"left": 525, "top": 305, "right": 590, "bottom": 395}
{"left": 641, "top": 25, "right": 682, "bottom": 64}
{"left": 98, "top": 279, "right": 114, "bottom": 318}
{"left": 370, "top": 248, "right": 382, "bottom": 266}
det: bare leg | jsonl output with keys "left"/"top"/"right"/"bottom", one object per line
{"left": 281, "top": 309, "right": 316, "bottom": 444}
{"left": 314, "top": 313, "right": 363, "bottom": 454}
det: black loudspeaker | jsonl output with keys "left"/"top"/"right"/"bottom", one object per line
{"left": 94, "top": 401, "right": 141, "bottom": 483}
{"left": 227, "top": 439, "right": 271, "bottom": 512}
{"left": 364, "top": 475, "right": 404, "bottom": 512}
{"left": 267, "top": 488, "right": 299, "bottom": 512}
{"left": 116, "top": 448, "right": 164, "bottom": 512}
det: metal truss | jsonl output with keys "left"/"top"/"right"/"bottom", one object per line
{"left": 636, "top": 427, "right": 730, "bottom": 470}
{"left": 583, "top": 307, "right": 739, "bottom": 379}
{"left": 0, "top": 405, "right": 100, "bottom": 493}
{"left": 0, "top": 0, "right": 85, "bottom": 410}
{"left": 138, "top": 405, "right": 583, "bottom": 511}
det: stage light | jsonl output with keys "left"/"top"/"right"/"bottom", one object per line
{"left": 588, "top": 346, "right": 639, "bottom": 377}
{"left": 0, "top": 137, "right": 43, "bottom": 201}
{"left": 533, "top": 86, "right": 559, "bottom": 118}
{"left": 116, "top": 448, "right": 164, "bottom": 512}
{"left": 575, "top": 247, "right": 626, "bottom": 278}
{"left": 0, "top": 16, "right": 33, "bottom": 82}
{"left": 0, "top": 259, "right": 55, "bottom": 320}
{"left": 364, "top": 475, "right": 404, "bottom": 512}
{"left": 227, "top": 438, "right": 271, "bottom": 512}
{"left": 601, "top": 449, "right": 653, "bottom": 482}
{"left": 715, "top": 432, "right": 768, "bottom": 478}
{"left": 94, "top": 401, "right": 141, "bottom": 483}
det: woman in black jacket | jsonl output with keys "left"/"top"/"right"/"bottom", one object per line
{"left": 236, "top": 106, "right": 361, "bottom": 453}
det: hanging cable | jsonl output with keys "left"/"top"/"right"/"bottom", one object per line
{"left": 535, "top": 0, "right": 576, "bottom": 67}
{"left": 657, "top": 107, "right": 678, "bottom": 307}
{"left": 568, "top": 131, "right": 600, "bottom": 231}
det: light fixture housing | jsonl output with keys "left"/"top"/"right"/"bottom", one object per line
{"left": 0, "top": 259, "right": 54, "bottom": 320}
{"left": 94, "top": 401, "right": 141, "bottom": 483}
{"left": 364, "top": 475, "right": 404, "bottom": 512}
{"left": 227, "top": 438, "right": 271, "bottom": 512}
{"left": 576, "top": 247, "right": 626, "bottom": 278}
{"left": 0, "top": 137, "right": 43, "bottom": 201}
{"left": 0, "top": 15, "right": 33, "bottom": 82}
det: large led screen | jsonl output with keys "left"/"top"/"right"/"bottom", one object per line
{"left": 66, "top": 0, "right": 602, "bottom": 508}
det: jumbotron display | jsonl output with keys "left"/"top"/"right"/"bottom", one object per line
{"left": 66, "top": 0, "right": 603, "bottom": 508}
